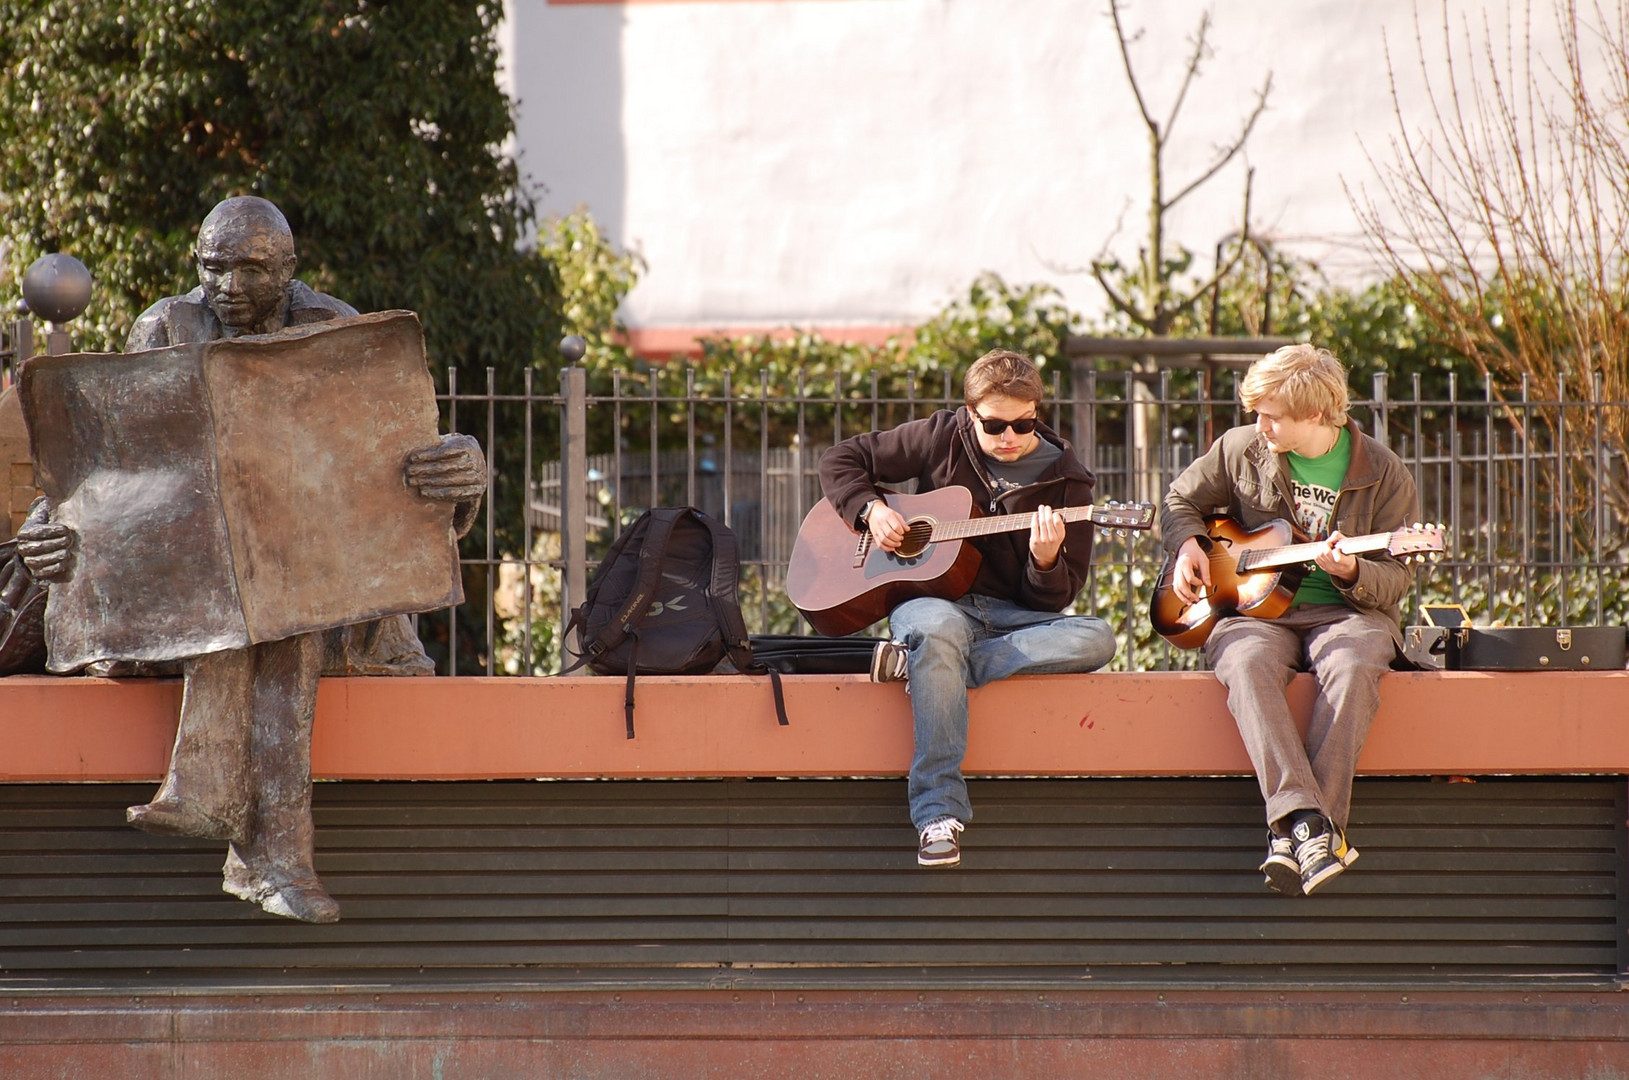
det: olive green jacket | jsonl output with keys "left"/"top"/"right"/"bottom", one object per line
{"left": 1161, "top": 419, "right": 1420, "bottom": 642}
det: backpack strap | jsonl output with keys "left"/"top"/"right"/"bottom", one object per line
{"left": 693, "top": 511, "right": 790, "bottom": 728}
{"left": 566, "top": 508, "right": 682, "bottom": 667}
{"left": 621, "top": 629, "right": 642, "bottom": 740}
{"left": 558, "top": 509, "right": 649, "bottom": 675}
{"left": 561, "top": 509, "right": 685, "bottom": 737}
{"left": 613, "top": 509, "right": 687, "bottom": 738}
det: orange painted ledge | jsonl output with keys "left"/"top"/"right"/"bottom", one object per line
{"left": 3, "top": 671, "right": 1629, "bottom": 783}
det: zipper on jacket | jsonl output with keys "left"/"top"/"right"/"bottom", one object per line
{"left": 957, "top": 409, "right": 1078, "bottom": 514}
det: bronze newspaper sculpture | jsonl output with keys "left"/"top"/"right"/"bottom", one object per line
{"left": 15, "top": 197, "right": 483, "bottom": 923}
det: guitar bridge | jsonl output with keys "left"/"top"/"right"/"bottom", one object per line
{"left": 853, "top": 531, "right": 873, "bottom": 568}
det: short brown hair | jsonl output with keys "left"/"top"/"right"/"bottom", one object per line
{"left": 963, "top": 349, "right": 1044, "bottom": 409}
{"left": 1240, "top": 344, "right": 1351, "bottom": 426}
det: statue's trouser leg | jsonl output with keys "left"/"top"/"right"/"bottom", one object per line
{"left": 126, "top": 648, "right": 255, "bottom": 843}
{"left": 220, "top": 631, "right": 338, "bottom": 922}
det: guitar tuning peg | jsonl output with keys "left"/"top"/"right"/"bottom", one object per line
{"left": 1412, "top": 521, "right": 1422, "bottom": 530}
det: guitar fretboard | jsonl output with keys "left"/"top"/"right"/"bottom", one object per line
{"left": 927, "top": 504, "right": 1105, "bottom": 542}
{"left": 1235, "top": 532, "right": 1393, "bottom": 572}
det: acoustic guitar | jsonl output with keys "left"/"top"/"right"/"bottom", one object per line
{"left": 1149, "top": 515, "right": 1446, "bottom": 650}
{"left": 786, "top": 488, "right": 1155, "bottom": 637}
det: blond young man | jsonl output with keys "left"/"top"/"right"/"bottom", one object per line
{"left": 820, "top": 350, "right": 1117, "bottom": 867}
{"left": 1162, "top": 345, "right": 1418, "bottom": 895}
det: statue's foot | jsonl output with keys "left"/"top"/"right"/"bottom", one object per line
{"left": 127, "top": 799, "right": 245, "bottom": 843}
{"left": 221, "top": 863, "right": 258, "bottom": 903}
{"left": 258, "top": 879, "right": 341, "bottom": 924}
{"left": 222, "top": 864, "right": 340, "bottom": 923}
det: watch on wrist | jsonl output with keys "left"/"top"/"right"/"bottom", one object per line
{"left": 859, "top": 498, "right": 879, "bottom": 529}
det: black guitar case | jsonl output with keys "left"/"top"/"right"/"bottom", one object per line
{"left": 1433, "top": 626, "right": 1626, "bottom": 671}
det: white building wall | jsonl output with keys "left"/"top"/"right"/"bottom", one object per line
{"left": 499, "top": 0, "right": 1554, "bottom": 335}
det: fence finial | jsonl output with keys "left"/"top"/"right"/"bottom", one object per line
{"left": 560, "top": 334, "right": 587, "bottom": 365}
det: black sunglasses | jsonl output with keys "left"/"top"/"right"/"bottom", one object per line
{"left": 972, "top": 411, "right": 1039, "bottom": 436}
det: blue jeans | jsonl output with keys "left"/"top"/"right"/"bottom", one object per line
{"left": 887, "top": 594, "right": 1117, "bottom": 828}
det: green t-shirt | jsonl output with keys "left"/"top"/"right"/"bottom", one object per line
{"left": 1286, "top": 426, "right": 1351, "bottom": 607}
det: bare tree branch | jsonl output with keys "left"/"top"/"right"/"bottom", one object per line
{"left": 1352, "top": 0, "right": 1629, "bottom": 533}
{"left": 1161, "top": 10, "right": 1213, "bottom": 144}
{"left": 1091, "top": 262, "right": 1155, "bottom": 332}
{"left": 1088, "top": 1, "right": 1273, "bottom": 336}
{"left": 1106, "top": 0, "right": 1158, "bottom": 138}
{"left": 1165, "top": 169, "right": 1256, "bottom": 310}
{"left": 1164, "top": 73, "right": 1272, "bottom": 212}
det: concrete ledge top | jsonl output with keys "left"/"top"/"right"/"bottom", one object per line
{"left": 3, "top": 669, "right": 1628, "bottom": 782}
{"left": 9, "top": 667, "right": 1629, "bottom": 785}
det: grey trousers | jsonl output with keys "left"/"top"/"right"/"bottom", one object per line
{"left": 1204, "top": 604, "right": 1397, "bottom": 835}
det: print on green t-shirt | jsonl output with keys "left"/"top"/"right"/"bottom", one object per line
{"left": 1286, "top": 426, "right": 1351, "bottom": 607}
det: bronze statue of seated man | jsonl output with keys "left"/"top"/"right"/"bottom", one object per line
{"left": 17, "top": 196, "right": 483, "bottom": 923}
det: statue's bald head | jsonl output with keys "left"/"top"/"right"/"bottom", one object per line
{"left": 194, "top": 196, "right": 298, "bottom": 333}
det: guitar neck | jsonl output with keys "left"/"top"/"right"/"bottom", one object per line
{"left": 1236, "top": 531, "right": 1394, "bottom": 572}
{"left": 928, "top": 504, "right": 1100, "bottom": 542}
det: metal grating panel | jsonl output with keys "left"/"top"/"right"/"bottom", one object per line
{"left": 0, "top": 778, "right": 1621, "bottom": 986}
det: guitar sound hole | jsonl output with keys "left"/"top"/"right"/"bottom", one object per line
{"left": 894, "top": 522, "right": 932, "bottom": 560}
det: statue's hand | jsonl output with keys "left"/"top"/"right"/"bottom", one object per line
{"left": 406, "top": 433, "right": 486, "bottom": 502}
{"left": 16, "top": 521, "right": 76, "bottom": 583}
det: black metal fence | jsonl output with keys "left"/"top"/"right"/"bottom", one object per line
{"left": 0, "top": 317, "right": 30, "bottom": 387}
{"left": 8, "top": 310, "right": 1624, "bottom": 675}
{"left": 431, "top": 362, "right": 1629, "bottom": 676}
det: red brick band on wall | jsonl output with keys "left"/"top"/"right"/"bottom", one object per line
{"left": 2, "top": 671, "right": 1628, "bottom": 782}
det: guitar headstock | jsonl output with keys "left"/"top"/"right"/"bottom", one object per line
{"left": 1389, "top": 522, "right": 1447, "bottom": 562}
{"left": 1091, "top": 501, "right": 1157, "bottom": 537}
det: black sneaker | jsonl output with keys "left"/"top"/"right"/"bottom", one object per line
{"left": 1261, "top": 832, "right": 1303, "bottom": 896}
{"left": 917, "top": 815, "right": 964, "bottom": 867}
{"left": 870, "top": 640, "right": 909, "bottom": 684}
{"left": 1292, "top": 814, "right": 1351, "bottom": 895}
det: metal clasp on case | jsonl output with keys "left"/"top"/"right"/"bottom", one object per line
{"left": 1557, "top": 629, "right": 1573, "bottom": 651}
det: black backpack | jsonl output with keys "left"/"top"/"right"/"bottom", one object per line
{"left": 561, "top": 507, "right": 786, "bottom": 738}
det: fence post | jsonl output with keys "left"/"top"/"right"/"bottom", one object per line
{"left": 1371, "top": 371, "right": 1389, "bottom": 445}
{"left": 560, "top": 363, "right": 589, "bottom": 658}
{"left": 10, "top": 307, "right": 35, "bottom": 378}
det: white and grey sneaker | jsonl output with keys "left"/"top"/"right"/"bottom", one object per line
{"left": 917, "top": 815, "right": 965, "bottom": 867}
{"left": 1265, "top": 822, "right": 1359, "bottom": 896}
{"left": 1261, "top": 832, "right": 1302, "bottom": 896}
{"left": 1293, "top": 814, "right": 1358, "bottom": 895}
{"left": 870, "top": 640, "right": 909, "bottom": 684}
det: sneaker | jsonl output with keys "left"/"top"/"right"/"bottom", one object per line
{"left": 1292, "top": 814, "right": 1351, "bottom": 895}
{"left": 1260, "top": 832, "right": 1303, "bottom": 896}
{"left": 917, "top": 815, "right": 964, "bottom": 867}
{"left": 870, "top": 640, "right": 909, "bottom": 684}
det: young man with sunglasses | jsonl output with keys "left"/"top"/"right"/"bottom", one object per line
{"left": 819, "top": 349, "right": 1117, "bottom": 867}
